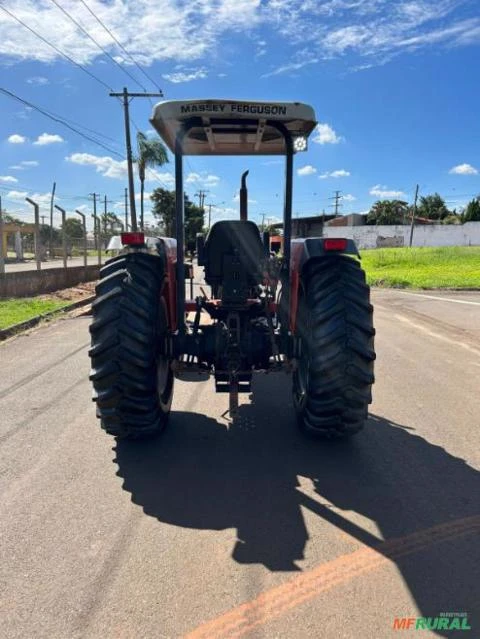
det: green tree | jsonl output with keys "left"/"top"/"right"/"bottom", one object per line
{"left": 39, "top": 224, "right": 61, "bottom": 245}
{"left": 62, "top": 217, "right": 84, "bottom": 239}
{"left": 3, "top": 214, "right": 23, "bottom": 225}
{"left": 366, "top": 200, "right": 408, "bottom": 225}
{"left": 417, "top": 193, "right": 450, "bottom": 221}
{"left": 441, "top": 214, "right": 462, "bottom": 225}
{"left": 151, "top": 188, "right": 204, "bottom": 248}
{"left": 462, "top": 197, "right": 480, "bottom": 222}
{"left": 136, "top": 131, "right": 169, "bottom": 231}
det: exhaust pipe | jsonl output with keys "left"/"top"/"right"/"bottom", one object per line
{"left": 240, "top": 170, "right": 249, "bottom": 221}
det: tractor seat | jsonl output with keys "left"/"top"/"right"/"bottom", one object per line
{"left": 203, "top": 220, "right": 265, "bottom": 287}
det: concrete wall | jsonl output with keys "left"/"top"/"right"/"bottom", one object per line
{"left": 322, "top": 222, "right": 480, "bottom": 249}
{"left": 0, "top": 265, "right": 100, "bottom": 299}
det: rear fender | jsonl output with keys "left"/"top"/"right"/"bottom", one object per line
{"left": 289, "top": 238, "right": 359, "bottom": 333}
{"left": 157, "top": 237, "right": 177, "bottom": 331}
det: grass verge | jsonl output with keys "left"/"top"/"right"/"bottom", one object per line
{"left": 0, "top": 298, "right": 70, "bottom": 330}
{"left": 361, "top": 246, "right": 480, "bottom": 289}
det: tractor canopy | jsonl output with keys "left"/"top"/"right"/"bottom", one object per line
{"left": 150, "top": 100, "right": 317, "bottom": 155}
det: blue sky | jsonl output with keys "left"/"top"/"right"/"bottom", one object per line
{"left": 0, "top": 0, "right": 479, "bottom": 231}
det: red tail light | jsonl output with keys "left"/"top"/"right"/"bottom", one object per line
{"left": 324, "top": 238, "right": 348, "bottom": 251}
{"left": 121, "top": 232, "right": 145, "bottom": 246}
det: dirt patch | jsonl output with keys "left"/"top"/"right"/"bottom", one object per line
{"left": 37, "top": 281, "right": 96, "bottom": 303}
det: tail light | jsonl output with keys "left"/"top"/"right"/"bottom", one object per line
{"left": 324, "top": 238, "right": 347, "bottom": 251}
{"left": 121, "top": 232, "right": 145, "bottom": 246}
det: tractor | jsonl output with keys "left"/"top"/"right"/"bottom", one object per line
{"left": 89, "top": 100, "right": 375, "bottom": 439}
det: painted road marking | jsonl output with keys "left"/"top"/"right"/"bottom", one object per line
{"left": 394, "top": 291, "right": 480, "bottom": 306}
{"left": 394, "top": 314, "right": 480, "bottom": 356}
{"left": 185, "top": 516, "right": 480, "bottom": 639}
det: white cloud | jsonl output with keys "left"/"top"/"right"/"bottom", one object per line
{"left": 185, "top": 172, "right": 220, "bottom": 187}
{"left": 449, "top": 163, "right": 478, "bottom": 175}
{"left": 26, "top": 76, "right": 49, "bottom": 85}
{"left": 261, "top": 57, "right": 318, "bottom": 78}
{"left": 343, "top": 193, "right": 356, "bottom": 201}
{"left": 8, "top": 134, "right": 26, "bottom": 144}
{"left": 6, "top": 190, "right": 28, "bottom": 200}
{"left": 145, "top": 168, "right": 175, "bottom": 187}
{"left": 186, "top": 172, "right": 201, "bottom": 184}
{"left": 66, "top": 153, "right": 128, "bottom": 179}
{"left": 33, "top": 133, "right": 64, "bottom": 145}
{"left": 0, "top": 175, "right": 18, "bottom": 183}
{"left": 369, "top": 184, "right": 406, "bottom": 198}
{"left": 162, "top": 68, "right": 207, "bottom": 83}
{"left": 6, "top": 190, "right": 53, "bottom": 206}
{"left": 9, "top": 160, "right": 40, "bottom": 170}
{"left": 0, "top": 0, "right": 476, "bottom": 73}
{"left": 0, "top": 1, "right": 260, "bottom": 65}
{"left": 297, "top": 165, "right": 317, "bottom": 176}
{"left": 319, "top": 169, "right": 350, "bottom": 179}
{"left": 233, "top": 193, "right": 257, "bottom": 204}
{"left": 312, "top": 123, "right": 344, "bottom": 145}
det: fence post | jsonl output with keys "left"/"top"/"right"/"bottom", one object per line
{"left": 25, "top": 197, "right": 41, "bottom": 271}
{"left": 75, "top": 210, "right": 87, "bottom": 268}
{"left": 55, "top": 205, "right": 68, "bottom": 270}
{"left": 92, "top": 213, "right": 101, "bottom": 267}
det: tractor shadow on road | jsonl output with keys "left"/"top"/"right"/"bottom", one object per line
{"left": 114, "top": 373, "right": 480, "bottom": 632}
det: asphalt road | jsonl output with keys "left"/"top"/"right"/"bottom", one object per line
{"left": 1, "top": 289, "right": 479, "bottom": 639}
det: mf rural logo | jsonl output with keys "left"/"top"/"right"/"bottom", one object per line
{"left": 393, "top": 613, "right": 471, "bottom": 631}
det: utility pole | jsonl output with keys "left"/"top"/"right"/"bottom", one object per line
{"left": 41, "top": 215, "right": 46, "bottom": 226}
{"left": 110, "top": 88, "right": 163, "bottom": 232}
{"left": 0, "top": 196, "right": 4, "bottom": 275}
{"left": 49, "top": 181, "right": 56, "bottom": 258}
{"left": 409, "top": 184, "right": 419, "bottom": 248}
{"left": 195, "top": 190, "right": 207, "bottom": 210}
{"left": 330, "top": 190, "right": 342, "bottom": 217}
{"left": 124, "top": 187, "right": 129, "bottom": 231}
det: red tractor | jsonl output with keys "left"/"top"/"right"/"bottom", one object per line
{"left": 89, "top": 100, "right": 375, "bottom": 439}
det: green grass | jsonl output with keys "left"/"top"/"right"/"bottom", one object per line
{"left": 0, "top": 298, "right": 69, "bottom": 330}
{"left": 360, "top": 246, "right": 480, "bottom": 289}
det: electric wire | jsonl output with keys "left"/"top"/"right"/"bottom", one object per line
{"left": 77, "top": 0, "right": 162, "bottom": 93}
{"left": 48, "top": 0, "right": 148, "bottom": 92}
{"left": 0, "top": 4, "right": 113, "bottom": 93}
{"left": 0, "top": 87, "right": 125, "bottom": 158}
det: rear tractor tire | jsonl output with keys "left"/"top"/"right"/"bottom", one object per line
{"left": 293, "top": 255, "right": 375, "bottom": 439}
{"left": 89, "top": 252, "right": 174, "bottom": 439}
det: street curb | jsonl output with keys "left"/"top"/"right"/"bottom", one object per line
{"left": 0, "top": 295, "right": 95, "bottom": 342}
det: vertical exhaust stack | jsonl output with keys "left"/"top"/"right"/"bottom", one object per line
{"left": 240, "top": 170, "right": 249, "bottom": 221}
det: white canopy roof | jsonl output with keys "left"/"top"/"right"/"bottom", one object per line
{"left": 150, "top": 100, "right": 317, "bottom": 155}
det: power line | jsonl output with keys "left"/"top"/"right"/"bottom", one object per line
{"left": 78, "top": 0, "right": 163, "bottom": 92}
{"left": 49, "top": 0, "right": 148, "bottom": 92}
{"left": 0, "top": 87, "right": 124, "bottom": 158}
{"left": 0, "top": 4, "right": 113, "bottom": 93}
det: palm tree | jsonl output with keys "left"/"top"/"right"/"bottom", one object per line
{"left": 136, "top": 131, "right": 169, "bottom": 230}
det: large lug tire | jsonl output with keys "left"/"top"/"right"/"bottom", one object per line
{"left": 89, "top": 252, "right": 174, "bottom": 439}
{"left": 293, "top": 255, "right": 375, "bottom": 439}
